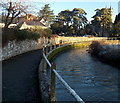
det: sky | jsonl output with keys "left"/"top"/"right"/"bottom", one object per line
{"left": 26, "top": 1, "right": 119, "bottom": 22}
{"left": 0, "top": 0, "right": 119, "bottom": 22}
{"left": 50, "top": 2, "right": 118, "bottom": 21}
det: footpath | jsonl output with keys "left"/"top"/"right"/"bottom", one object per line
{"left": 2, "top": 49, "right": 43, "bottom": 103}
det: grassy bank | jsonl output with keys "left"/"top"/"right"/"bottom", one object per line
{"left": 47, "top": 45, "right": 72, "bottom": 61}
{"left": 47, "top": 42, "right": 91, "bottom": 61}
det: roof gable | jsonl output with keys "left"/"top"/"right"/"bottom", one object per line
{"left": 25, "top": 20, "right": 46, "bottom": 26}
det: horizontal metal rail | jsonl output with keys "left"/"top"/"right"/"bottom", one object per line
{"left": 53, "top": 69, "right": 85, "bottom": 103}
{"left": 43, "top": 52, "right": 85, "bottom": 103}
{"left": 43, "top": 53, "right": 52, "bottom": 67}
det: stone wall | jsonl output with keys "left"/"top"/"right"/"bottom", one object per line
{"left": 1, "top": 40, "right": 38, "bottom": 60}
{"left": 1, "top": 37, "right": 56, "bottom": 61}
{"left": 1, "top": 36, "right": 108, "bottom": 61}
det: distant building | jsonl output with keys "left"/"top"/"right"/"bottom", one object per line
{"left": 18, "top": 20, "right": 47, "bottom": 30}
{"left": 18, "top": 14, "right": 37, "bottom": 23}
{"left": 17, "top": 14, "right": 48, "bottom": 29}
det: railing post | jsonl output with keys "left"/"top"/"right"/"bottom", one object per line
{"left": 50, "top": 63, "right": 56, "bottom": 102}
{"left": 42, "top": 47, "right": 46, "bottom": 72}
{"left": 50, "top": 45, "right": 52, "bottom": 51}
{"left": 46, "top": 46, "right": 48, "bottom": 54}
{"left": 59, "top": 43, "right": 60, "bottom": 47}
{"left": 42, "top": 47, "right": 45, "bottom": 72}
{"left": 54, "top": 44, "right": 56, "bottom": 49}
{"left": 41, "top": 58, "right": 45, "bottom": 72}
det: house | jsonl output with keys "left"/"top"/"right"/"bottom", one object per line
{"left": 39, "top": 18, "right": 46, "bottom": 26}
{"left": 18, "top": 14, "right": 37, "bottom": 22}
{"left": 17, "top": 14, "right": 48, "bottom": 29}
{"left": 18, "top": 20, "right": 47, "bottom": 30}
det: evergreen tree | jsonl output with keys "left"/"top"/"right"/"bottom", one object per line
{"left": 52, "top": 8, "right": 87, "bottom": 36}
{"left": 114, "top": 13, "right": 120, "bottom": 24}
{"left": 111, "top": 13, "right": 120, "bottom": 37}
{"left": 72, "top": 8, "right": 87, "bottom": 35}
{"left": 38, "top": 4, "right": 55, "bottom": 25}
{"left": 91, "top": 7, "right": 113, "bottom": 36}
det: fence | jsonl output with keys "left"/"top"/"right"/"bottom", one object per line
{"left": 40, "top": 43, "right": 85, "bottom": 103}
{"left": 39, "top": 37, "right": 120, "bottom": 102}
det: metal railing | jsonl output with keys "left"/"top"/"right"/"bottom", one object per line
{"left": 42, "top": 44, "right": 85, "bottom": 103}
{"left": 41, "top": 38, "right": 120, "bottom": 102}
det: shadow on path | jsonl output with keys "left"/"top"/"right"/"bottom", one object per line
{"left": 2, "top": 49, "right": 43, "bottom": 103}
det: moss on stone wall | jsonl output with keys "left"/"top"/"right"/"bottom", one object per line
{"left": 71, "top": 42, "right": 91, "bottom": 48}
{"left": 47, "top": 42, "right": 91, "bottom": 61}
{"left": 47, "top": 45, "right": 72, "bottom": 61}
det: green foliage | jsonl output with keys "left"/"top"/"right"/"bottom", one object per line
{"left": 2, "top": 26, "right": 53, "bottom": 46}
{"left": 111, "top": 22, "right": 120, "bottom": 37}
{"left": 114, "top": 13, "right": 120, "bottom": 24}
{"left": 51, "top": 8, "right": 87, "bottom": 36}
{"left": 72, "top": 8, "right": 87, "bottom": 29}
{"left": 2, "top": 28, "right": 40, "bottom": 45}
{"left": 15, "top": 29, "right": 28, "bottom": 40}
{"left": 31, "top": 26, "right": 52, "bottom": 37}
{"left": 91, "top": 7, "right": 113, "bottom": 36}
{"left": 50, "top": 21, "right": 66, "bottom": 35}
{"left": 2, "top": 28, "right": 17, "bottom": 45}
{"left": 84, "top": 24, "right": 94, "bottom": 35}
{"left": 14, "top": 29, "right": 40, "bottom": 41}
{"left": 38, "top": 4, "right": 55, "bottom": 24}
{"left": 58, "top": 10, "right": 72, "bottom": 27}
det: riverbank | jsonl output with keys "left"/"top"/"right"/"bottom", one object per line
{"left": 39, "top": 43, "right": 91, "bottom": 102}
{"left": 88, "top": 41, "right": 120, "bottom": 68}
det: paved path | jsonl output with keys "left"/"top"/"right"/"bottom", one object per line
{"left": 2, "top": 49, "right": 43, "bottom": 103}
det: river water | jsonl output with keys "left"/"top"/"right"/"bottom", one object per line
{"left": 53, "top": 48, "right": 120, "bottom": 102}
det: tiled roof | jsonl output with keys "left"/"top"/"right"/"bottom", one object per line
{"left": 25, "top": 20, "right": 46, "bottom": 26}
{"left": 17, "top": 14, "right": 47, "bottom": 28}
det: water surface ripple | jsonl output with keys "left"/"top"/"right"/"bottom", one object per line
{"left": 53, "top": 48, "right": 120, "bottom": 102}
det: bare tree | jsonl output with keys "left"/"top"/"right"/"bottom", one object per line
{"left": 2, "top": 1, "right": 27, "bottom": 29}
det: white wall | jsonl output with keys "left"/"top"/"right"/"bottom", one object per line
{"left": 0, "top": 23, "right": 17, "bottom": 28}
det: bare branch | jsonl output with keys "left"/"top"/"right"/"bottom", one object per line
{"left": 2, "top": 1, "right": 28, "bottom": 29}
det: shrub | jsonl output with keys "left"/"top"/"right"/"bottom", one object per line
{"left": 2, "top": 26, "right": 52, "bottom": 46}
{"left": 31, "top": 26, "right": 52, "bottom": 37}
{"left": 14, "top": 29, "right": 28, "bottom": 40}
{"left": 89, "top": 41, "right": 120, "bottom": 68}
{"left": 89, "top": 41, "right": 104, "bottom": 55}
{"left": 14, "top": 29, "right": 40, "bottom": 41}
{"left": 2, "top": 28, "right": 40, "bottom": 46}
{"left": 27, "top": 31, "right": 40, "bottom": 40}
{"left": 2, "top": 28, "right": 17, "bottom": 46}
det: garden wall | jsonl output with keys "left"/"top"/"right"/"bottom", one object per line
{"left": 1, "top": 36, "right": 108, "bottom": 61}
{"left": 1, "top": 37, "right": 56, "bottom": 61}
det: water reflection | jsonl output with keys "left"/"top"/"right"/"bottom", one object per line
{"left": 53, "top": 48, "right": 119, "bottom": 102}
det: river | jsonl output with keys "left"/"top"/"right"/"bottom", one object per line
{"left": 53, "top": 48, "right": 120, "bottom": 102}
